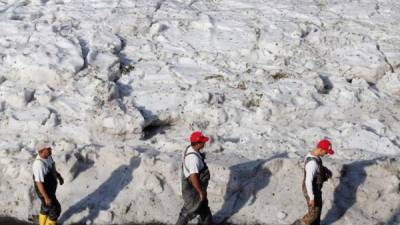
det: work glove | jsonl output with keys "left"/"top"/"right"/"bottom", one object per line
{"left": 57, "top": 173, "right": 64, "bottom": 185}
{"left": 323, "top": 167, "right": 332, "bottom": 180}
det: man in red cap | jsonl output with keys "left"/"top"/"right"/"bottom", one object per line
{"left": 175, "top": 131, "right": 212, "bottom": 225}
{"left": 292, "top": 139, "right": 334, "bottom": 225}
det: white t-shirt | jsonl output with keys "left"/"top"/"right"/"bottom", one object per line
{"left": 182, "top": 147, "right": 204, "bottom": 178}
{"left": 32, "top": 155, "right": 54, "bottom": 182}
{"left": 304, "top": 153, "right": 319, "bottom": 200}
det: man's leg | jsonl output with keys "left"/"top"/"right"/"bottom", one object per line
{"left": 38, "top": 197, "right": 49, "bottom": 225}
{"left": 300, "top": 205, "right": 321, "bottom": 225}
{"left": 45, "top": 196, "right": 61, "bottom": 225}
{"left": 310, "top": 199, "right": 322, "bottom": 225}
{"left": 176, "top": 206, "right": 197, "bottom": 225}
{"left": 297, "top": 190, "right": 321, "bottom": 225}
{"left": 197, "top": 199, "right": 212, "bottom": 225}
{"left": 176, "top": 190, "right": 199, "bottom": 225}
{"left": 291, "top": 220, "right": 302, "bottom": 225}
{"left": 39, "top": 213, "right": 48, "bottom": 225}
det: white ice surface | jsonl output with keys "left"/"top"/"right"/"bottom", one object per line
{"left": 0, "top": 0, "right": 400, "bottom": 224}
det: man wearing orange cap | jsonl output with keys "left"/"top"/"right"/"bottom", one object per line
{"left": 292, "top": 139, "right": 334, "bottom": 225}
{"left": 175, "top": 131, "right": 212, "bottom": 225}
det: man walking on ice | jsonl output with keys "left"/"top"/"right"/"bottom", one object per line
{"left": 33, "top": 142, "right": 64, "bottom": 225}
{"left": 176, "top": 131, "right": 212, "bottom": 225}
{"left": 292, "top": 139, "right": 333, "bottom": 225}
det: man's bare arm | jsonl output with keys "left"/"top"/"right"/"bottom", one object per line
{"left": 189, "top": 173, "right": 206, "bottom": 201}
{"left": 35, "top": 181, "right": 52, "bottom": 206}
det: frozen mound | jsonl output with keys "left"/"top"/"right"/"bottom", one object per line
{"left": 0, "top": 0, "right": 399, "bottom": 224}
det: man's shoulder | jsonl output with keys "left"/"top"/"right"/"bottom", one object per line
{"left": 184, "top": 147, "right": 201, "bottom": 158}
{"left": 184, "top": 153, "right": 202, "bottom": 163}
{"left": 305, "top": 153, "right": 321, "bottom": 162}
{"left": 305, "top": 157, "right": 319, "bottom": 168}
{"left": 32, "top": 158, "right": 46, "bottom": 170}
{"left": 33, "top": 156, "right": 53, "bottom": 167}
{"left": 47, "top": 156, "right": 54, "bottom": 164}
{"left": 305, "top": 156, "right": 318, "bottom": 162}
{"left": 184, "top": 153, "right": 203, "bottom": 170}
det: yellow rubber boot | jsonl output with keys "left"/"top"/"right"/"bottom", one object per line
{"left": 38, "top": 213, "right": 48, "bottom": 225}
{"left": 44, "top": 218, "right": 57, "bottom": 225}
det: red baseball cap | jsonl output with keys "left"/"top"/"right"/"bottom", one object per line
{"left": 317, "top": 139, "right": 334, "bottom": 155}
{"left": 190, "top": 131, "right": 209, "bottom": 143}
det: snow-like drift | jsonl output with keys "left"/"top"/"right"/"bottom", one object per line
{"left": 0, "top": 0, "right": 399, "bottom": 224}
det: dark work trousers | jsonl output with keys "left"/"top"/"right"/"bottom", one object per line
{"left": 38, "top": 194, "right": 61, "bottom": 221}
{"left": 300, "top": 185, "right": 322, "bottom": 225}
{"left": 175, "top": 173, "right": 212, "bottom": 225}
{"left": 292, "top": 190, "right": 322, "bottom": 225}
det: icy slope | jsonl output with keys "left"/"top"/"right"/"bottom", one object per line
{"left": 0, "top": 0, "right": 399, "bottom": 224}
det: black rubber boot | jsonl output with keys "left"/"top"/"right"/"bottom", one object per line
{"left": 199, "top": 214, "right": 212, "bottom": 225}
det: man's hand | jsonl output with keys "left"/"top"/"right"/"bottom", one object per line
{"left": 57, "top": 173, "right": 64, "bottom": 185}
{"left": 326, "top": 170, "right": 332, "bottom": 179}
{"left": 189, "top": 174, "right": 207, "bottom": 202}
{"left": 308, "top": 200, "right": 315, "bottom": 208}
{"left": 324, "top": 167, "right": 332, "bottom": 180}
{"left": 35, "top": 181, "right": 51, "bottom": 206}
{"left": 44, "top": 196, "right": 52, "bottom": 207}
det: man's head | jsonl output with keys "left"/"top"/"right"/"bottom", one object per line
{"left": 315, "top": 139, "right": 334, "bottom": 156}
{"left": 37, "top": 142, "right": 52, "bottom": 159}
{"left": 190, "top": 131, "right": 209, "bottom": 151}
